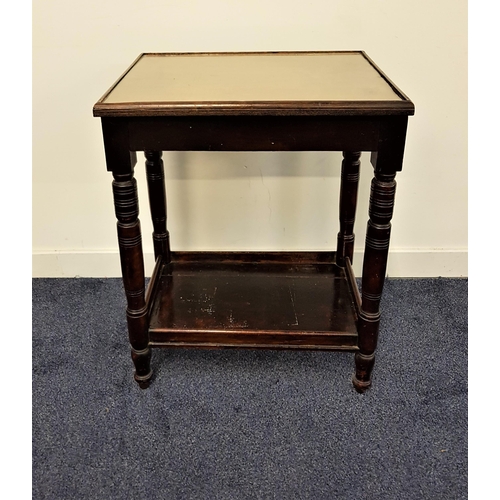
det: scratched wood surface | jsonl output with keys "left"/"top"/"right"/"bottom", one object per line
{"left": 148, "top": 253, "right": 358, "bottom": 349}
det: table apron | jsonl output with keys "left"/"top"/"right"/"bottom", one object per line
{"left": 125, "top": 116, "right": 384, "bottom": 152}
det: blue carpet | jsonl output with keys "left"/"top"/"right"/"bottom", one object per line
{"left": 32, "top": 277, "right": 467, "bottom": 499}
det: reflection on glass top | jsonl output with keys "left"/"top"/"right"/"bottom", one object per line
{"left": 103, "top": 52, "right": 403, "bottom": 104}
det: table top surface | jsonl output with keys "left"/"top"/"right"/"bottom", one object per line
{"left": 93, "top": 51, "right": 414, "bottom": 117}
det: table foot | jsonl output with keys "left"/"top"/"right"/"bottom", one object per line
{"left": 353, "top": 351, "right": 375, "bottom": 392}
{"left": 352, "top": 375, "right": 372, "bottom": 393}
{"left": 134, "top": 370, "right": 153, "bottom": 389}
{"left": 131, "top": 346, "right": 152, "bottom": 388}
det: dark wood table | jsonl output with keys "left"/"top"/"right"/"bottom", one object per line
{"left": 93, "top": 51, "right": 414, "bottom": 392}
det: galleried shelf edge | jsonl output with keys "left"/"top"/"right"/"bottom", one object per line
{"left": 93, "top": 51, "right": 414, "bottom": 392}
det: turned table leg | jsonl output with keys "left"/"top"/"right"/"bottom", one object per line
{"left": 336, "top": 151, "right": 361, "bottom": 267}
{"left": 112, "top": 170, "right": 152, "bottom": 389}
{"left": 353, "top": 170, "right": 397, "bottom": 393}
{"left": 145, "top": 151, "right": 171, "bottom": 262}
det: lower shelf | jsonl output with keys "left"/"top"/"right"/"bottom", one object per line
{"left": 147, "top": 252, "right": 360, "bottom": 350}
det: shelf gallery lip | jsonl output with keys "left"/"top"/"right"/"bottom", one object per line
{"left": 148, "top": 341, "right": 360, "bottom": 351}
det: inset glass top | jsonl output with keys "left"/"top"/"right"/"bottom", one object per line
{"left": 94, "top": 51, "right": 414, "bottom": 117}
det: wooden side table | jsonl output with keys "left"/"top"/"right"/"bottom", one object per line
{"left": 93, "top": 51, "right": 414, "bottom": 392}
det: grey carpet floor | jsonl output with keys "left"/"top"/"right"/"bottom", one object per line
{"left": 32, "top": 278, "right": 467, "bottom": 500}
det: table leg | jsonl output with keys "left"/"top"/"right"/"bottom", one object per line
{"left": 353, "top": 170, "right": 396, "bottom": 392}
{"left": 145, "top": 151, "right": 171, "bottom": 262}
{"left": 336, "top": 151, "right": 361, "bottom": 266}
{"left": 112, "top": 170, "right": 152, "bottom": 388}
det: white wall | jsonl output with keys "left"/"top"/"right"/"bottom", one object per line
{"left": 32, "top": 0, "right": 468, "bottom": 277}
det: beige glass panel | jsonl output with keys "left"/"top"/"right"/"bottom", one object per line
{"left": 104, "top": 53, "right": 402, "bottom": 104}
